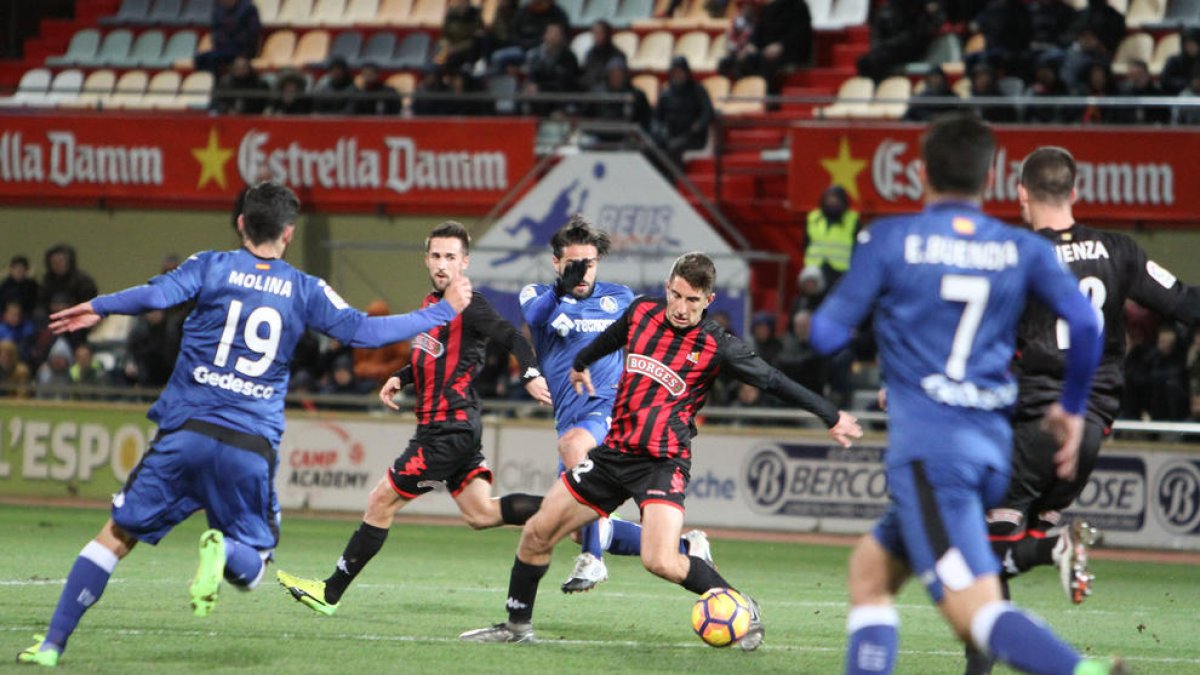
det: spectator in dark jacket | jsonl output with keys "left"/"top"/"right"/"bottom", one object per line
{"left": 1028, "top": 0, "right": 1076, "bottom": 52}
{"left": 856, "top": 0, "right": 939, "bottom": 81}
{"left": 435, "top": 0, "right": 485, "bottom": 70}
{"left": 726, "top": 0, "right": 813, "bottom": 86}
{"left": 313, "top": 56, "right": 357, "bottom": 113}
{"left": 1067, "top": 0, "right": 1125, "bottom": 55}
{"left": 38, "top": 245, "right": 96, "bottom": 319}
{"left": 489, "top": 0, "right": 570, "bottom": 72}
{"left": 967, "top": 0, "right": 1032, "bottom": 73}
{"left": 1025, "top": 56, "right": 1071, "bottom": 122}
{"left": 211, "top": 55, "right": 269, "bottom": 114}
{"left": 1161, "top": 28, "right": 1200, "bottom": 95}
{"left": 1059, "top": 26, "right": 1110, "bottom": 91}
{"left": 1113, "top": 59, "right": 1169, "bottom": 125}
{"left": 1074, "top": 62, "right": 1119, "bottom": 124}
{"left": 194, "top": 0, "right": 262, "bottom": 75}
{"left": 580, "top": 21, "right": 627, "bottom": 91}
{"left": 524, "top": 22, "right": 580, "bottom": 114}
{"left": 903, "top": 66, "right": 958, "bottom": 121}
{"left": 969, "top": 63, "right": 1018, "bottom": 122}
{"left": 350, "top": 64, "right": 402, "bottom": 115}
{"left": 589, "top": 58, "right": 652, "bottom": 136}
{"left": 653, "top": 56, "right": 714, "bottom": 169}
{"left": 1173, "top": 66, "right": 1200, "bottom": 125}
{"left": 0, "top": 255, "right": 39, "bottom": 317}
{"left": 267, "top": 71, "right": 313, "bottom": 115}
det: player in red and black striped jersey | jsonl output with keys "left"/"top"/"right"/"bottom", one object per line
{"left": 276, "top": 221, "right": 553, "bottom": 616}
{"left": 460, "top": 252, "right": 862, "bottom": 647}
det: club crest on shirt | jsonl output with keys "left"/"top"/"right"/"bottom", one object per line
{"left": 600, "top": 296, "right": 619, "bottom": 313}
{"left": 626, "top": 354, "right": 687, "bottom": 397}
{"left": 412, "top": 332, "right": 445, "bottom": 358}
{"left": 686, "top": 351, "right": 700, "bottom": 364}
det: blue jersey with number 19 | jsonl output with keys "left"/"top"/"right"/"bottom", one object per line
{"left": 816, "top": 202, "right": 1091, "bottom": 470}
{"left": 142, "top": 249, "right": 369, "bottom": 446}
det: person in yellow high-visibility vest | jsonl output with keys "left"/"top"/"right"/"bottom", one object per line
{"left": 804, "top": 185, "right": 859, "bottom": 288}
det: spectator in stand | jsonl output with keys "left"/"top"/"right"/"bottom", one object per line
{"left": 652, "top": 56, "right": 714, "bottom": 170}
{"left": 350, "top": 64, "right": 402, "bottom": 115}
{"left": 436, "top": 0, "right": 485, "bottom": 71}
{"left": 729, "top": 382, "right": 773, "bottom": 425}
{"left": 38, "top": 245, "right": 97, "bottom": 337}
{"left": 724, "top": 0, "right": 813, "bottom": 88}
{"left": 969, "top": 62, "right": 1018, "bottom": 122}
{"left": 1067, "top": 0, "right": 1125, "bottom": 55}
{"left": 1, "top": 255, "right": 39, "bottom": 317}
{"left": 580, "top": 21, "right": 626, "bottom": 91}
{"left": 352, "top": 300, "right": 411, "bottom": 385}
{"left": 717, "top": 0, "right": 759, "bottom": 79}
{"left": 0, "top": 339, "right": 32, "bottom": 398}
{"left": 793, "top": 264, "right": 828, "bottom": 313}
{"left": 489, "top": 0, "right": 570, "bottom": 73}
{"left": 803, "top": 185, "right": 858, "bottom": 289}
{"left": 320, "top": 354, "right": 372, "bottom": 410}
{"left": 589, "top": 58, "right": 652, "bottom": 135}
{"left": 267, "top": 71, "right": 313, "bottom": 115}
{"left": 523, "top": 21, "right": 580, "bottom": 115}
{"left": 314, "top": 57, "right": 357, "bottom": 114}
{"left": 36, "top": 338, "right": 73, "bottom": 399}
{"left": 211, "top": 55, "right": 269, "bottom": 114}
{"left": 123, "top": 308, "right": 182, "bottom": 387}
{"left": 69, "top": 343, "right": 109, "bottom": 394}
{"left": 1025, "top": 55, "right": 1071, "bottom": 123}
{"left": 1128, "top": 325, "right": 1191, "bottom": 420}
{"left": 413, "top": 64, "right": 452, "bottom": 116}
{"left": 0, "top": 301, "right": 36, "bottom": 361}
{"left": 1161, "top": 29, "right": 1200, "bottom": 95}
{"left": 194, "top": 0, "right": 262, "bottom": 75}
{"left": 1028, "top": 0, "right": 1076, "bottom": 54}
{"left": 1059, "top": 25, "right": 1110, "bottom": 92}
{"left": 856, "top": 0, "right": 939, "bottom": 82}
{"left": 481, "top": 0, "right": 519, "bottom": 61}
{"left": 27, "top": 293, "right": 73, "bottom": 370}
{"left": 1172, "top": 66, "right": 1200, "bottom": 125}
{"left": 966, "top": 0, "right": 1031, "bottom": 74}
{"left": 1114, "top": 59, "right": 1169, "bottom": 125}
{"left": 902, "top": 65, "right": 958, "bottom": 121}
{"left": 749, "top": 311, "right": 783, "bottom": 365}
{"left": 1075, "top": 62, "right": 1118, "bottom": 124}
{"left": 776, "top": 309, "right": 828, "bottom": 396}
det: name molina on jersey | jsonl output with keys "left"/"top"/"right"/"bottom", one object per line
{"left": 228, "top": 270, "right": 294, "bottom": 297}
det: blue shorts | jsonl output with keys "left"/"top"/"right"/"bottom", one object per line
{"left": 555, "top": 397, "right": 613, "bottom": 447}
{"left": 113, "top": 428, "right": 279, "bottom": 551}
{"left": 872, "top": 458, "right": 1009, "bottom": 602}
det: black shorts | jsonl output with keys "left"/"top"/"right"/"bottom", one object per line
{"left": 387, "top": 425, "right": 492, "bottom": 499}
{"left": 1000, "top": 417, "right": 1106, "bottom": 520}
{"left": 562, "top": 445, "right": 690, "bottom": 516}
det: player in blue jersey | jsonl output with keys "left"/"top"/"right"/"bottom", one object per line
{"left": 17, "top": 183, "right": 471, "bottom": 668}
{"left": 519, "top": 217, "right": 712, "bottom": 593}
{"left": 811, "top": 116, "right": 1126, "bottom": 675}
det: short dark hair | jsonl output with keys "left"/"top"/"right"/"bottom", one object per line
{"left": 9, "top": 255, "right": 28, "bottom": 268}
{"left": 921, "top": 114, "right": 995, "bottom": 196}
{"left": 427, "top": 220, "right": 471, "bottom": 254}
{"left": 550, "top": 215, "right": 611, "bottom": 259}
{"left": 1020, "top": 146, "right": 1076, "bottom": 204}
{"left": 241, "top": 182, "right": 300, "bottom": 245}
{"left": 669, "top": 252, "right": 716, "bottom": 294}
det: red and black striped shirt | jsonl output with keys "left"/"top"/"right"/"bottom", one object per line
{"left": 396, "top": 291, "right": 538, "bottom": 428}
{"left": 573, "top": 297, "right": 840, "bottom": 460}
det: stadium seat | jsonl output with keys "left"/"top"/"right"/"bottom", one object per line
{"left": 631, "top": 0, "right": 671, "bottom": 27}
{"left": 103, "top": 69, "right": 149, "bottom": 108}
{"left": 341, "top": 0, "right": 379, "bottom": 24}
{"left": 612, "top": 31, "right": 639, "bottom": 59}
{"left": 869, "top": 75, "right": 911, "bottom": 118}
{"left": 672, "top": 0, "right": 711, "bottom": 28}
{"left": 1125, "top": 0, "right": 1166, "bottom": 25}
{"left": 612, "top": 0, "right": 652, "bottom": 28}
{"left": 673, "top": 31, "right": 710, "bottom": 70}
{"left": 818, "top": 75, "right": 873, "bottom": 118}
{"left": 377, "top": 0, "right": 413, "bottom": 25}
{"left": 580, "top": 0, "right": 619, "bottom": 26}
{"left": 45, "top": 69, "right": 84, "bottom": 106}
{"left": 478, "top": 0, "right": 499, "bottom": 24}
{"left": 1153, "top": 0, "right": 1200, "bottom": 26}
{"left": 386, "top": 71, "right": 415, "bottom": 110}
{"left": 0, "top": 68, "right": 50, "bottom": 107}
{"left": 997, "top": 75, "right": 1024, "bottom": 96}
{"left": 630, "top": 30, "right": 673, "bottom": 71}
{"left": 292, "top": 29, "right": 331, "bottom": 66}
{"left": 257, "top": 0, "right": 282, "bottom": 24}
{"left": 906, "top": 33, "right": 963, "bottom": 75}
{"left": 809, "top": 0, "right": 836, "bottom": 29}
{"left": 952, "top": 76, "right": 971, "bottom": 97}
{"left": 101, "top": 0, "right": 152, "bottom": 26}
{"left": 1109, "top": 0, "right": 1129, "bottom": 14}
{"left": 126, "top": 69, "right": 181, "bottom": 108}
{"left": 560, "top": 0, "right": 586, "bottom": 26}
{"left": 148, "top": 29, "right": 198, "bottom": 68}
{"left": 252, "top": 29, "right": 297, "bottom": 68}
{"left": 276, "top": 0, "right": 316, "bottom": 25}
{"left": 393, "top": 31, "right": 431, "bottom": 67}
{"left": 720, "top": 74, "right": 765, "bottom": 114}
{"left": 326, "top": 30, "right": 363, "bottom": 64}
{"left": 175, "top": 70, "right": 214, "bottom": 107}
{"left": 632, "top": 72, "right": 660, "bottom": 106}
{"left": 46, "top": 29, "right": 101, "bottom": 67}
{"left": 700, "top": 31, "right": 726, "bottom": 71}
{"left": 302, "top": 0, "right": 346, "bottom": 25}
{"left": 147, "top": 0, "right": 185, "bottom": 24}
{"left": 700, "top": 74, "right": 729, "bottom": 107}
{"left": 404, "top": 0, "right": 446, "bottom": 26}
{"left": 117, "top": 30, "right": 165, "bottom": 67}
{"left": 571, "top": 30, "right": 594, "bottom": 64}
{"left": 64, "top": 69, "right": 116, "bottom": 108}
{"left": 964, "top": 33, "right": 985, "bottom": 56}
{"left": 1111, "top": 32, "right": 1153, "bottom": 73}
{"left": 95, "top": 29, "right": 135, "bottom": 67}
{"left": 825, "top": 0, "right": 870, "bottom": 28}
{"left": 1150, "top": 32, "right": 1180, "bottom": 75}
{"left": 177, "top": 31, "right": 213, "bottom": 67}
{"left": 488, "top": 73, "right": 518, "bottom": 114}
{"left": 357, "top": 31, "right": 397, "bottom": 66}
{"left": 171, "top": 0, "right": 214, "bottom": 26}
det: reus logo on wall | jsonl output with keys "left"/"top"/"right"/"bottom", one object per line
{"left": 740, "top": 443, "right": 888, "bottom": 519}
{"left": 1153, "top": 459, "right": 1200, "bottom": 535}
{"left": 1064, "top": 455, "right": 1146, "bottom": 532}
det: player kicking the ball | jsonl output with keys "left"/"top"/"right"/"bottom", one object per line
{"left": 460, "top": 252, "right": 861, "bottom": 648}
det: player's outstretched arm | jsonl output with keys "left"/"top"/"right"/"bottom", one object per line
{"left": 49, "top": 301, "right": 101, "bottom": 334}
{"left": 347, "top": 277, "right": 471, "bottom": 348}
{"left": 570, "top": 303, "right": 633, "bottom": 380}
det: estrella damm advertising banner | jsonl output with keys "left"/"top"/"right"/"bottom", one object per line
{"left": 787, "top": 123, "right": 1199, "bottom": 223}
{"left": 0, "top": 402, "right": 156, "bottom": 500}
{"left": 0, "top": 113, "right": 536, "bottom": 213}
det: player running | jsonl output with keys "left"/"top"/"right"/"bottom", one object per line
{"left": 459, "top": 252, "right": 862, "bottom": 648}
{"left": 276, "top": 221, "right": 553, "bottom": 616}
{"left": 962, "top": 146, "right": 1200, "bottom": 675}
{"left": 17, "top": 184, "right": 469, "bottom": 668}
{"left": 812, "top": 115, "right": 1126, "bottom": 675}
{"left": 520, "top": 217, "right": 710, "bottom": 594}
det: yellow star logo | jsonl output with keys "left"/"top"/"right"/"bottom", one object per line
{"left": 819, "top": 136, "right": 868, "bottom": 201}
{"left": 192, "top": 128, "right": 233, "bottom": 190}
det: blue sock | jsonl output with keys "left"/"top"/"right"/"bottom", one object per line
{"left": 223, "top": 537, "right": 264, "bottom": 588}
{"left": 45, "top": 541, "right": 119, "bottom": 653}
{"left": 606, "top": 518, "right": 644, "bottom": 556}
{"left": 845, "top": 605, "right": 899, "bottom": 674}
{"left": 579, "top": 520, "right": 604, "bottom": 558}
{"left": 975, "top": 602, "right": 1081, "bottom": 675}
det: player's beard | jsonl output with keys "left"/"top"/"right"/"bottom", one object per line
{"left": 569, "top": 280, "right": 594, "bottom": 299}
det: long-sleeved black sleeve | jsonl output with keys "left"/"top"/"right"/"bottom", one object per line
{"left": 468, "top": 295, "right": 541, "bottom": 381}
{"left": 1126, "top": 245, "right": 1200, "bottom": 325}
{"left": 392, "top": 365, "right": 413, "bottom": 387}
{"left": 573, "top": 304, "right": 633, "bottom": 371}
{"left": 716, "top": 329, "right": 840, "bottom": 427}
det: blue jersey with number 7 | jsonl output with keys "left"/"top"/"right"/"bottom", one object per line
{"left": 815, "top": 202, "right": 1094, "bottom": 469}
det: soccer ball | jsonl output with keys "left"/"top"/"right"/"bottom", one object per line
{"left": 691, "top": 588, "right": 752, "bottom": 647}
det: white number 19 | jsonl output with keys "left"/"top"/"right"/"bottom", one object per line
{"left": 940, "top": 275, "right": 991, "bottom": 381}
{"left": 214, "top": 300, "right": 282, "bottom": 377}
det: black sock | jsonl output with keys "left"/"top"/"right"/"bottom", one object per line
{"left": 506, "top": 556, "right": 548, "bottom": 624}
{"left": 680, "top": 555, "right": 732, "bottom": 595}
{"left": 987, "top": 518, "right": 1023, "bottom": 579}
{"left": 324, "top": 522, "right": 388, "bottom": 604}
{"left": 499, "top": 493, "right": 543, "bottom": 525}
{"left": 1031, "top": 535, "right": 1058, "bottom": 567}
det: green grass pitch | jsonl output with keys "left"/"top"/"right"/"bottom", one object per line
{"left": 3, "top": 504, "right": 1198, "bottom": 674}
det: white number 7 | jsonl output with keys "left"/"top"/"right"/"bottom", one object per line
{"left": 940, "top": 275, "right": 990, "bottom": 381}
{"left": 214, "top": 300, "right": 283, "bottom": 377}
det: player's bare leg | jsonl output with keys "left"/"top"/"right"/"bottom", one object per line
{"left": 558, "top": 429, "right": 610, "bottom": 593}
{"left": 453, "top": 476, "right": 544, "bottom": 530}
